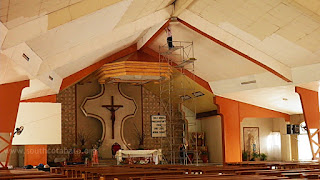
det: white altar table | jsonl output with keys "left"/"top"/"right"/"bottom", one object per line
{"left": 115, "top": 149, "right": 162, "bottom": 165}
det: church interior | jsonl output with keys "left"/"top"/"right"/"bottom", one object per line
{"left": 1, "top": 0, "right": 320, "bottom": 179}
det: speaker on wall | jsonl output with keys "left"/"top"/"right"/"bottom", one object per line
{"left": 286, "top": 124, "right": 300, "bottom": 134}
{"left": 292, "top": 125, "right": 300, "bottom": 134}
{"left": 287, "top": 124, "right": 292, "bottom": 134}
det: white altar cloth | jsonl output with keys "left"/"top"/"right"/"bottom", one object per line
{"left": 116, "top": 149, "right": 162, "bottom": 165}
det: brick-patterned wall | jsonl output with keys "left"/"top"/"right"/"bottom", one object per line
{"left": 47, "top": 85, "right": 76, "bottom": 162}
{"left": 142, "top": 88, "right": 162, "bottom": 150}
{"left": 142, "top": 88, "right": 184, "bottom": 163}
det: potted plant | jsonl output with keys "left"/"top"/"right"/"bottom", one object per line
{"left": 133, "top": 123, "right": 145, "bottom": 149}
{"left": 260, "top": 153, "right": 267, "bottom": 161}
{"left": 242, "top": 151, "right": 248, "bottom": 161}
{"left": 251, "top": 152, "right": 260, "bottom": 161}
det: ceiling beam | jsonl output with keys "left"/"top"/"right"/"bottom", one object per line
{"left": 0, "top": 22, "right": 8, "bottom": 48}
{"left": 20, "top": 94, "right": 57, "bottom": 103}
{"left": 60, "top": 44, "right": 137, "bottom": 91}
{"left": 172, "top": 0, "right": 195, "bottom": 17}
{"left": 138, "top": 19, "right": 170, "bottom": 50}
{"left": 196, "top": 110, "right": 219, "bottom": 119}
{"left": 177, "top": 10, "right": 293, "bottom": 83}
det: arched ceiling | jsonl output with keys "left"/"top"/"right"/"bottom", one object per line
{"left": 0, "top": 0, "right": 319, "bottom": 114}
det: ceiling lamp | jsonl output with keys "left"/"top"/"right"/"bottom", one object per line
{"left": 96, "top": 61, "right": 172, "bottom": 84}
{"left": 180, "top": 95, "right": 192, "bottom": 101}
{"left": 192, "top": 91, "right": 204, "bottom": 97}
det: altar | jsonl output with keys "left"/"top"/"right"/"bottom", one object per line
{"left": 115, "top": 149, "right": 162, "bottom": 165}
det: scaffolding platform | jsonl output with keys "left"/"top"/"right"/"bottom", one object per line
{"left": 176, "top": 58, "right": 197, "bottom": 68}
{"left": 160, "top": 46, "right": 184, "bottom": 55}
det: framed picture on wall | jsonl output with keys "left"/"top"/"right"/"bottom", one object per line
{"left": 243, "top": 127, "right": 260, "bottom": 155}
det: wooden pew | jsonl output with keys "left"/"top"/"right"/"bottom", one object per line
{"left": 98, "top": 170, "right": 185, "bottom": 180}
{"left": 0, "top": 169, "right": 83, "bottom": 180}
{"left": 48, "top": 162, "right": 319, "bottom": 180}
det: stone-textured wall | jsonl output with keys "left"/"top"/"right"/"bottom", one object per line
{"left": 142, "top": 88, "right": 162, "bottom": 150}
{"left": 47, "top": 85, "right": 76, "bottom": 162}
{"left": 142, "top": 88, "right": 184, "bottom": 163}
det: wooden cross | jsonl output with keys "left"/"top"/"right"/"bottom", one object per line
{"left": 102, "top": 96, "right": 123, "bottom": 139}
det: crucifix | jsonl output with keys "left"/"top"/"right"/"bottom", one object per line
{"left": 102, "top": 96, "right": 123, "bottom": 139}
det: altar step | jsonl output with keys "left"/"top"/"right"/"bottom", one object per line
{"left": 93, "top": 158, "right": 117, "bottom": 166}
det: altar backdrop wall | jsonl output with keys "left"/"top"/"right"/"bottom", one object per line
{"left": 76, "top": 81, "right": 103, "bottom": 148}
{"left": 46, "top": 81, "right": 184, "bottom": 161}
{"left": 76, "top": 81, "right": 142, "bottom": 158}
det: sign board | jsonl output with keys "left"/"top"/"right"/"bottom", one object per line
{"left": 151, "top": 115, "right": 166, "bottom": 137}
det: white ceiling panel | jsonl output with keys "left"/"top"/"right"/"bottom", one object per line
{"left": 54, "top": 32, "right": 143, "bottom": 78}
{"left": 0, "top": 53, "right": 30, "bottom": 84}
{"left": 26, "top": 0, "right": 132, "bottom": 60}
{"left": 149, "top": 23, "right": 266, "bottom": 82}
{"left": 187, "top": 0, "right": 320, "bottom": 68}
{"left": 221, "top": 85, "right": 304, "bottom": 115}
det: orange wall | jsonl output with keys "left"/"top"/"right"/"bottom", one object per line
{"left": 215, "top": 96, "right": 290, "bottom": 163}
{"left": 0, "top": 80, "right": 29, "bottom": 133}
{"left": 295, "top": 87, "right": 320, "bottom": 129}
{"left": 215, "top": 96, "right": 241, "bottom": 163}
{"left": 24, "top": 145, "right": 47, "bottom": 166}
{"left": 239, "top": 101, "right": 290, "bottom": 122}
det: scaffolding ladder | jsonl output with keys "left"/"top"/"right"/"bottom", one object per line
{"left": 158, "top": 41, "right": 199, "bottom": 165}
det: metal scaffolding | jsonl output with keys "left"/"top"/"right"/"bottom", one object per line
{"left": 158, "top": 41, "right": 199, "bottom": 165}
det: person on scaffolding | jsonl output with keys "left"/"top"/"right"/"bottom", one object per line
{"left": 179, "top": 143, "right": 186, "bottom": 164}
{"left": 165, "top": 26, "right": 174, "bottom": 49}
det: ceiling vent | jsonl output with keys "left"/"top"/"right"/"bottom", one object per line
{"left": 192, "top": 91, "right": 204, "bottom": 97}
{"left": 180, "top": 95, "right": 191, "bottom": 101}
{"left": 22, "top": 53, "right": 29, "bottom": 61}
{"left": 241, "top": 80, "right": 256, "bottom": 85}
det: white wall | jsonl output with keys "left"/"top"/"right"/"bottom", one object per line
{"left": 12, "top": 102, "right": 61, "bottom": 145}
{"left": 200, "top": 116, "right": 223, "bottom": 163}
{"left": 241, "top": 118, "right": 291, "bottom": 161}
{"left": 182, "top": 105, "right": 201, "bottom": 133}
{"left": 241, "top": 118, "right": 273, "bottom": 156}
{"left": 279, "top": 119, "right": 291, "bottom": 161}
